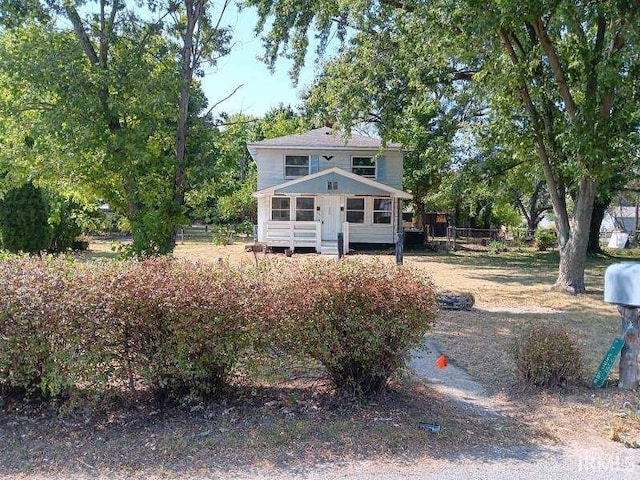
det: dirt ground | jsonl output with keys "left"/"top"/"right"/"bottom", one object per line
{"left": 1, "top": 241, "right": 639, "bottom": 478}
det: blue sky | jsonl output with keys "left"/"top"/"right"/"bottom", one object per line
{"left": 201, "top": 6, "right": 320, "bottom": 118}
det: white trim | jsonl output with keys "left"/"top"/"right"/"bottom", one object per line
{"left": 264, "top": 221, "right": 321, "bottom": 251}
{"left": 320, "top": 196, "right": 342, "bottom": 242}
{"left": 254, "top": 167, "right": 412, "bottom": 199}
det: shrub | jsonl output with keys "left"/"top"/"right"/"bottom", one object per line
{"left": 534, "top": 229, "right": 556, "bottom": 251}
{"left": 265, "top": 258, "right": 437, "bottom": 396}
{"left": 48, "top": 196, "right": 83, "bottom": 253}
{"left": 127, "top": 204, "right": 185, "bottom": 257}
{"left": 156, "top": 260, "right": 257, "bottom": 398}
{"left": 488, "top": 240, "right": 506, "bottom": 254}
{"left": 234, "top": 220, "right": 255, "bottom": 237}
{"left": 0, "top": 182, "right": 51, "bottom": 253}
{"left": 510, "top": 324, "right": 584, "bottom": 387}
{"left": 211, "top": 225, "right": 233, "bottom": 245}
{"left": 0, "top": 255, "right": 437, "bottom": 403}
{"left": 0, "top": 257, "right": 258, "bottom": 402}
{"left": 101, "top": 258, "right": 256, "bottom": 400}
{"left": 0, "top": 256, "right": 74, "bottom": 398}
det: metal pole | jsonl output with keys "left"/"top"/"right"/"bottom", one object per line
{"left": 395, "top": 232, "right": 404, "bottom": 265}
{"left": 635, "top": 194, "right": 639, "bottom": 243}
{"left": 395, "top": 198, "right": 403, "bottom": 265}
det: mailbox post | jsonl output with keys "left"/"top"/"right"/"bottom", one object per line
{"left": 604, "top": 263, "right": 640, "bottom": 390}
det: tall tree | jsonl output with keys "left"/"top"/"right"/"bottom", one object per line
{"left": 172, "top": 0, "right": 231, "bottom": 242}
{"left": 245, "top": 0, "right": 640, "bottom": 293}
{"left": 301, "top": 22, "right": 466, "bottom": 230}
{"left": 0, "top": 1, "right": 232, "bottom": 255}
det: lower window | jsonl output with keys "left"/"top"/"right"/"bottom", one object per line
{"left": 346, "top": 198, "right": 365, "bottom": 223}
{"left": 271, "top": 197, "right": 290, "bottom": 221}
{"left": 373, "top": 198, "right": 392, "bottom": 224}
{"left": 296, "top": 197, "right": 315, "bottom": 221}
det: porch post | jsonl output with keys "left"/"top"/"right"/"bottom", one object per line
{"left": 315, "top": 220, "right": 322, "bottom": 252}
{"left": 342, "top": 221, "right": 350, "bottom": 253}
{"left": 289, "top": 223, "right": 294, "bottom": 250}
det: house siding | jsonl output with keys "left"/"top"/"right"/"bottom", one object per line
{"left": 274, "top": 173, "right": 391, "bottom": 196}
{"left": 348, "top": 224, "right": 394, "bottom": 244}
{"left": 254, "top": 148, "right": 404, "bottom": 191}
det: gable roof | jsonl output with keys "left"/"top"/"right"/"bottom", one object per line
{"left": 247, "top": 127, "right": 403, "bottom": 151}
{"left": 254, "top": 167, "right": 412, "bottom": 199}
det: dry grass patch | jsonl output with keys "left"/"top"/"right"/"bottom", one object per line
{"left": 403, "top": 250, "right": 640, "bottom": 448}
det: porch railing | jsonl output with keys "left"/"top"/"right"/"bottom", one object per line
{"left": 264, "top": 221, "right": 321, "bottom": 250}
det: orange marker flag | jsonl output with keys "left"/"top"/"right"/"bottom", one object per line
{"left": 436, "top": 354, "right": 447, "bottom": 369}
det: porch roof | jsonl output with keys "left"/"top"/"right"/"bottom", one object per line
{"left": 254, "top": 167, "right": 412, "bottom": 199}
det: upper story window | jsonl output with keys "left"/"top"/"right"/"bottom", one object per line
{"left": 285, "top": 155, "right": 309, "bottom": 177}
{"left": 352, "top": 156, "right": 376, "bottom": 178}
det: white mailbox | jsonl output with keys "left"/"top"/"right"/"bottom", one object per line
{"left": 602, "top": 262, "right": 640, "bottom": 391}
{"left": 604, "top": 262, "right": 640, "bottom": 307}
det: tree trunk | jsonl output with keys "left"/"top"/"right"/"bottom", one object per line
{"left": 413, "top": 199, "right": 428, "bottom": 231}
{"left": 526, "top": 216, "right": 538, "bottom": 237}
{"left": 554, "top": 178, "right": 596, "bottom": 294}
{"left": 587, "top": 197, "right": 608, "bottom": 255}
{"left": 171, "top": 0, "right": 202, "bottom": 248}
{"left": 618, "top": 306, "right": 640, "bottom": 390}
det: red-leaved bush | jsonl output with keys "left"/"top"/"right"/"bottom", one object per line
{"left": 0, "top": 256, "right": 75, "bottom": 398}
{"left": 260, "top": 258, "right": 437, "bottom": 395}
{"left": 93, "top": 258, "right": 259, "bottom": 400}
{"left": 0, "top": 255, "right": 437, "bottom": 402}
{"left": 0, "top": 257, "right": 258, "bottom": 400}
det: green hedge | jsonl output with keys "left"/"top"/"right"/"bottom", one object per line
{"left": 0, "top": 256, "right": 436, "bottom": 402}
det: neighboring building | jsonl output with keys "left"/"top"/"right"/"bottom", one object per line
{"left": 248, "top": 127, "right": 411, "bottom": 254}
{"left": 601, "top": 206, "right": 639, "bottom": 235}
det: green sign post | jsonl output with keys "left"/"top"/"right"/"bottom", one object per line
{"left": 593, "top": 337, "right": 625, "bottom": 388}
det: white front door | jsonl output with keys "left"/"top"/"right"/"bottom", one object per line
{"left": 320, "top": 196, "right": 342, "bottom": 241}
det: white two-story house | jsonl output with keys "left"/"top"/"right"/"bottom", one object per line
{"left": 248, "top": 127, "right": 411, "bottom": 254}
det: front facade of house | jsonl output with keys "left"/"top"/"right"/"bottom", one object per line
{"left": 248, "top": 127, "right": 411, "bottom": 254}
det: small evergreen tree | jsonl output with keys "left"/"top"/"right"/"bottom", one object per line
{"left": 0, "top": 182, "right": 51, "bottom": 253}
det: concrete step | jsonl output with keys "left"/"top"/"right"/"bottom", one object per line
{"left": 320, "top": 242, "right": 339, "bottom": 255}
